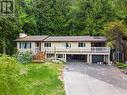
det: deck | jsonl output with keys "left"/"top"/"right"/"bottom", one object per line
{"left": 41, "top": 47, "right": 110, "bottom": 54}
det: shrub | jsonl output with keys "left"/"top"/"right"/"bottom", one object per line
{"left": 116, "top": 62, "right": 127, "bottom": 69}
{"left": 0, "top": 55, "right": 30, "bottom": 95}
{"left": 14, "top": 51, "right": 33, "bottom": 64}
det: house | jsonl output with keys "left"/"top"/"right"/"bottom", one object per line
{"left": 15, "top": 33, "right": 110, "bottom": 64}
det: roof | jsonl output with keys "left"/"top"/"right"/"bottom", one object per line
{"left": 15, "top": 35, "right": 48, "bottom": 42}
{"left": 15, "top": 35, "right": 107, "bottom": 42}
{"left": 44, "top": 36, "right": 107, "bottom": 42}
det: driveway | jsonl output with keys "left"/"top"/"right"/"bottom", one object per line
{"left": 63, "top": 62, "right": 127, "bottom": 95}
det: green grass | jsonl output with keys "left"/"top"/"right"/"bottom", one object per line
{"left": 0, "top": 55, "right": 65, "bottom": 95}
{"left": 20, "top": 63, "right": 65, "bottom": 95}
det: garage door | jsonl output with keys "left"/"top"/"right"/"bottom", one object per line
{"left": 67, "top": 54, "right": 87, "bottom": 62}
{"left": 92, "top": 55, "right": 104, "bottom": 64}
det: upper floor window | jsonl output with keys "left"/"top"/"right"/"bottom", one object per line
{"left": 44, "top": 42, "right": 51, "bottom": 47}
{"left": 78, "top": 42, "right": 85, "bottom": 47}
{"left": 66, "top": 42, "right": 71, "bottom": 48}
{"left": 62, "top": 42, "right": 71, "bottom": 48}
{"left": 19, "top": 42, "right": 31, "bottom": 49}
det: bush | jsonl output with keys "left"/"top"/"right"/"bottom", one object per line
{"left": 0, "top": 55, "right": 30, "bottom": 95}
{"left": 14, "top": 51, "right": 33, "bottom": 64}
{"left": 116, "top": 62, "right": 127, "bottom": 69}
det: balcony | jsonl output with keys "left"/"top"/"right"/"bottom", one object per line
{"left": 41, "top": 47, "right": 110, "bottom": 54}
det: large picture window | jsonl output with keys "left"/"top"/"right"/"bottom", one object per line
{"left": 78, "top": 42, "right": 86, "bottom": 47}
{"left": 19, "top": 42, "right": 31, "bottom": 49}
{"left": 44, "top": 42, "right": 51, "bottom": 47}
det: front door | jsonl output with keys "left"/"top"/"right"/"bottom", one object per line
{"left": 35, "top": 42, "right": 41, "bottom": 51}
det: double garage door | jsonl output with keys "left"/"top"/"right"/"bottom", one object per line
{"left": 66, "top": 54, "right": 104, "bottom": 63}
{"left": 66, "top": 54, "right": 87, "bottom": 62}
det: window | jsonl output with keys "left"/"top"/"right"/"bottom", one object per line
{"left": 56, "top": 54, "right": 63, "bottom": 58}
{"left": 78, "top": 42, "right": 85, "bottom": 47}
{"left": 65, "top": 42, "right": 71, "bottom": 48}
{"left": 44, "top": 42, "right": 51, "bottom": 47}
{"left": 63, "top": 43, "right": 71, "bottom": 48}
{"left": 19, "top": 42, "right": 31, "bottom": 49}
{"left": 47, "top": 54, "right": 55, "bottom": 58}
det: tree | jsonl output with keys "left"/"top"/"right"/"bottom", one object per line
{"left": 111, "top": 0, "right": 127, "bottom": 19}
{"left": 65, "top": 0, "right": 117, "bottom": 36}
{"left": 104, "top": 20, "right": 127, "bottom": 62}
{"left": 16, "top": 0, "right": 38, "bottom": 35}
{"left": 0, "top": 17, "right": 20, "bottom": 55}
{"left": 35, "top": 0, "right": 70, "bottom": 35}
{"left": 0, "top": 0, "right": 38, "bottom": 55}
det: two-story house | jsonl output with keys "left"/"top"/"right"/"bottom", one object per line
{"left": 15, "top": 33, "right": 110, "bottom": 64}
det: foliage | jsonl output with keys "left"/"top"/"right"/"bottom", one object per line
{"left": 111, "top": 0, "right": 127, "bottom": 18}
{"left": 0, "top": 17, "right": 20, "bottom": 55}
{"left": 21, "top": 63, "right": 65, "bottom": 95}
{"left": 16, "top": 0, "right": 38, "bottom": 34}
{"left": 104, "top": 20, "right": 127, "bottom": 50}
{"left": 0, "top": 0, "right": 127, "bottom": 55}
{"left": 104, "top": 20, "right": 127, "bottom": 62}
{"left": 0, "top": 55, "right": 29, "bottom": 95}
{"left": 14, "top": 51, "right": 33, "bottom": 64}
{"left": 34, "top": 0, "right": 117, "bottom": 36}
{"left": 35, "top": 0, "right": 70, "bottom": 35}
{"left": 65, "top": 0, "right": 117, "bottom": 36}
{"left": 116, "top": 62, "right": 127, "bottom": 69}
{"left": 0, "top": 55, "right": 65, "bottom": 95}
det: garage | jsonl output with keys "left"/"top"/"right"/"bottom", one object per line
{"left": 92, "top": 55, "right": 104, "bottom": 64}
{"left": 66, "top": 54, "right": 87, "bottom": 62}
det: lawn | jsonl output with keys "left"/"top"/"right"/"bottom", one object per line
{"left": 0, "top": 55, "right": 65, "bottom": 95}
{"left": 20, "top": 63, "right": 65, "bottom": 95}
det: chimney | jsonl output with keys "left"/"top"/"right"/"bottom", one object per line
{"left": 19, "top": 33, "right": 27, "bottom": 38}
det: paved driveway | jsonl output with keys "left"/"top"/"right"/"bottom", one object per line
{"left": 63, "top": 62, "right": 127, "bottom": 95}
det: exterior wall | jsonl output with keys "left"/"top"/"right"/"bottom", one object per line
{"left": 45, "top": 42, "right": 91, "bottom": 48}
